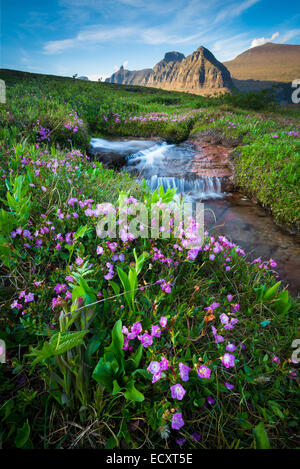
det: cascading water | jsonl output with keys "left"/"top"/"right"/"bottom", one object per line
{"left": 90, "top": 137, "right": 300, "bottom": 293}
{"left": 125, "top": 142, "right": 224, "bottom": 199}
{"left": 90, "top": 137, "right": 156, "bottom": 154}
{"left": 145, "top": 175, "right": 222, "bottom": 199}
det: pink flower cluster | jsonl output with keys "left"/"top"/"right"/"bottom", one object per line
{"left": 122, "top": 316, "right": 168, "bottom": 350}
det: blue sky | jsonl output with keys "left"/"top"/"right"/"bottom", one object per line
{"left": 1, "top": 0, "right": 300, "bottom": 80}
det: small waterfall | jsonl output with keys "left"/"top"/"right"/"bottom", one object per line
{"left": 126, "top": 143, "right": 171, "bottom": 166}
{"left": 146, "top": 175, "right": 223, "bottom": 199}
{"left": 90, "top": 138, "right": 227, "bottom": 200}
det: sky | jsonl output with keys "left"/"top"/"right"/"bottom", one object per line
{"left": 1, "top": 0, "right": 300, "bottom": 81}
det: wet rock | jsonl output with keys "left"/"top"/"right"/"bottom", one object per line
{"left": 188, "top": 136, "right": 235, "bottom": 179}
{"left": 89, "top": 149, "right": 127, "bottom": 169}
{"left": 89, "top": 138, "right": 160, "bottom": 170}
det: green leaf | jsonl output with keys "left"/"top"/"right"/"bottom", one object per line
{"left": 92, "top": 356, "right": 120, "bottom": 390}
{"left": 50, "top": 330, "right": 88, "bottom": 354}
{"left": 117, "top": 267, "right": 133, "bottom": 311}
{"left": 85, "top": 332, "right": 104, "bottom": 364}
{"left": 124, "top": 380, "right": 145, "bottom": 402}
{"left": 105, "top": 319, "right": 124, "bottom": 358}
{"left": 128, "top": 344, "right": 143, "bottom": 370}
{"left": 74, "top": 224, "right": 89, "bottom": 240}
{"left": 263, "top": 281, "right": 281, "bottom": 301}
{"left": 109, "top": 280, "right": 120, "bottom": 295}
{"left": 273, "top": 290, "right": 291, "bottom": 314}
{"left": 112, "top": 380, "right": 121, "bottom": 395}
{"left": 253, "top": 422, "right": 271, "bottom": 449}
{"left": 15, "top": 422, "right": 30, "bottom": 448}
{"left": 92, "top": 320, "right": 125, "bottom": 391}
{"left": 28, "top": 330, "right": 88, "bottom": 366}
{"left": 105, "top": 436, "right": 118, "bottom": 449}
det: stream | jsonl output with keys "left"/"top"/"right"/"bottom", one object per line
{"left": 90, "top": 137, "right": 300, "bottom": 295}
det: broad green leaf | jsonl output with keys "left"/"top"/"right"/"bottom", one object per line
{"left": 263, "top": 281, "right": 281, "bottom": 301}
{"left": 74, "top": 224, "right": 89, "bottom": 240}
{"left": 253, "top": 422, "right": 271, "bottom": 449}
{"left": 15, "top": 422, "right": 30, "bottom": 448}
{"left": 28, "top": 330, "right": 88, "bottom": 366}
{"left": 124, "top": 380, "right": 144, "bottom": 402}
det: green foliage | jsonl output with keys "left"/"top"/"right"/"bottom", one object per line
{"left": 0, "top": 68, "right": 299, "bottom": 450}
{"left": 234, "top": 134, "right": 300, "bottom": 230}
{"left": 223, "top": 88, "right": 276, "bottom": 111}
{"left": 253, "top": 422, "right": 271, "bottom": 449}
{"left": 28, "top": 330, "right": 89, "bottom": 367}
{"left": 115, "top": 249, "right": 149, "bottom": 314}
{"left": 14, "top": 422, "right": 31, "bottom": 448}
{"left": 256, "top": 281, "right": 292, "bottom": 314}
{"left": 92, "top": 320, "right": 145, "bottom": 402}
{"left": 0, "top": 175, "right": 31, "bottom": 232}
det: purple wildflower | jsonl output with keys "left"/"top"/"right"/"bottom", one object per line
{"left": 206, "top": 396, "right": 215, "bottom": 405}
{"left": 138, "top": 333, "right": 153, "bottom": 348}
{"left": 191, "top": 432, "right": 201, "bottom": 441}
{"left": 197, "top": 365, "right": 211, "bottom": 379}
{"left": 226, "top": 343, "right": 236, "bottom": 352}
{"left": 179, "top": 362, "right": 191, "bottom": 382}
{"left": 170, "top": 384, "right": 186, "bottom": 401}
{"left": 159, "top": 316, "right": 167, "bottom": 328}
{"left": 172, "top": 413, "right": 185, "bottom": 430}
{"left": 96, "top": 246, "right": 104, "bottom": 255}
{"left": 220, "top": 353, "right": 235, "bottom": 368}
{"left": 272, "top": 355, "right": 280, "bottom": 364}
{"left": 225, "top": 382, "right": 234, "bottom": 390}
{"left": 160, "top": 356, "right": 169, "bottom": 371}
{"left": 151, "top": 325, "right": 161, "bottom": 338}
{"left": 24, "top": 293, "right": 34, "bottom": 303}
{"left": 147, "top": 361, "right": 161, "bottom": 375}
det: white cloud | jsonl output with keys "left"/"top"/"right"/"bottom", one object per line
{"left": 43, "top": 27, "right": 136, "bottom": 54}
{"left": 280, "top": 29, "right": 300, "bottom": 43}
{"left": 123, "top": 60, "right": 128, "bottom": 68}
{"left": 44, "top": 39, "right": 77, "bottom": 54}
{"left": 212, "top": 33, "right": 251, "bottom": 60}
{"left": 214, "top": 0, "right": 261, "bottom": 24}
{"left": 250, "top": 31, "right": 279, "bottom": 48}
{"left": 87, "top": 73, "right": 108, "bottom": 81}
{"left": 44, "top": 0, "right": 265, "bottom": 54}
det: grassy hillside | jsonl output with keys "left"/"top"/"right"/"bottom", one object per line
{"left": 0, "top": 69, "right": 299, "bottom": 449}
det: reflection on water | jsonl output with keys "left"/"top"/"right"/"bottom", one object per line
{"left": 203, "top": 195, "right": 300, "bottom": 295}
{"left": 91, "top": 138, "right": 300, "bottom": 295}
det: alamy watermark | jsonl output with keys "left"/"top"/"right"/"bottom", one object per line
{"left": 0, "top": 339, "right": 6, "bottom": 363}
{"left": 291, "top": 79, "right": 300, "bottom": 104}
{"left": 95, "top": 200, "right": 204, "bottom": 249}
{"left": 291, "top": 339, "right": 300, "bottom": 364}
{"left": 0, "top": 79, "right": 6, "bottom": 104}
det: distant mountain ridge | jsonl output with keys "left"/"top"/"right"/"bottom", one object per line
{"left": 108, "top": 65, "right": 154, "bottom": 86}
{"left": 106, "top": 47, "right": 233, "bottom": 95}
{"left": 105, "top": 42, "right": 300, "bottom": 99}
{"left": 224, "top": 43, "right": 300, "bottom": 83}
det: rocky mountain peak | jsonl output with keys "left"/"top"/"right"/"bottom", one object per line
{"left": 106, "top": 45, "right": 233, "bottom": 95}
{"left": 163, "top": 51, "right": 185, "bottom": 63}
